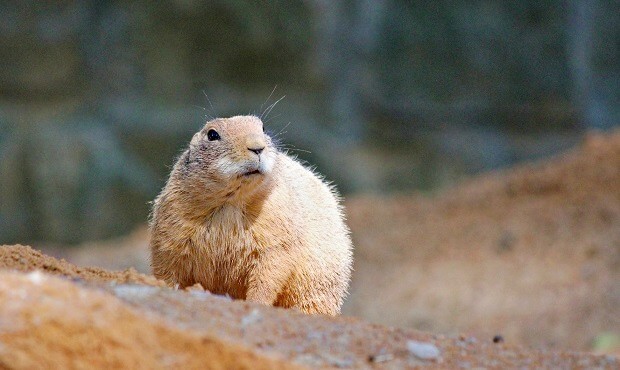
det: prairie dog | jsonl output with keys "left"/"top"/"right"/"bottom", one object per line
{"left": 149, "top": 116, "right": 353, "bottom": 315}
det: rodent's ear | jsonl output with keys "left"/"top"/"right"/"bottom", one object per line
{"left": 184, "top": 148, "right": 191, "bottom": 166}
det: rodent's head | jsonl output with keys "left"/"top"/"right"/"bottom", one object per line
{"left": 176, "top": 115, "right": 277, "bottom": 203}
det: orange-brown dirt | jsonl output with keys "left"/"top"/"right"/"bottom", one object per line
{"left": 0, "top": 246, "right": 616, "bottom": 369}
{"left": 5, "top": 130, "right": 617, "bottom": 368}
{"left": 0, "top": 243, "right": 163, "bottom": 287}
{"left": 0, "top": 268, "right": 293, "bottom": 370}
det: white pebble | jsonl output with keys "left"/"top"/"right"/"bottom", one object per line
{"left": 112, "top": 285, "right": 158, "bottom": 299}
{"left": 407, "top": 340, "right": 441, "bottom": 360}
{"left": 241, "top": 309, "right": 262, "bottom": 327}
{"left": 27, "top": 271, "right": 45, "bottom": 284}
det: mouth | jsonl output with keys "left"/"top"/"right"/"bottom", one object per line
{"left": 243, "top": 169, "right": 261, "bottom": 177}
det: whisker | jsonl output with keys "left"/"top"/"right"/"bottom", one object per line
{"left": 277, "top": 142, "right": 312, "bottom": 154}
{"left": 259, "top": 85, "right": 278, "bottom": 119}
{"left": 202, "top": 90, "right": 218, "bottom": 119}
{"left": 262, "top": 95, "right": 285, "bottom": 121}
{"left": 193, "top": 104, "right": 215, "bottom": 121}
{"left": 271, "top": 131, "right": 288, "bottom": 138}
{"left": 284, "top": 147, "right": 312, "bottom": 155}
{"left": 276, "top": 121, "right": 291, "bottom": 136}
{"left": 264, "top": 113, "right": 282, "bottom": 124}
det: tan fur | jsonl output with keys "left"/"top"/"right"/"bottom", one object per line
{"left": 149, "top": 116, "right": 353, "bottom": 315}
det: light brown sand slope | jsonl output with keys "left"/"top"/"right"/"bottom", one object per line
{"left": 29, "top": 130, "right": 620, "bottom": 356}
{"left": 0, "top": 246, "right": 617, "bottom": 369}
{"left": 345, "top": 132, "right": 620, "bottom": 351}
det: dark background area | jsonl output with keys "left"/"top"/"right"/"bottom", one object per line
{"left": 0, "top": 1, "right": 618, "bottom": 245}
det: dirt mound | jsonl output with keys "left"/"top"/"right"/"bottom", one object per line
{"left": 0, "top": 245, "right": 164, "bottom": 287}
{"left": 345, "top": 131, "right": 620, "bottom": 351}
{"left": 0, "top": 270, "right": 292, "bottom": 369}
{"left": 20, "top": 130, "right": 620, "bottom": 358}
{"left": 0, "top": 249, "right": 616, "bottom": 369}
{"left": 41, "top": 226, "right": 152, "bottom": 273}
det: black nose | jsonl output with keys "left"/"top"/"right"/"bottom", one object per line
{"left": 248, "top": 147, "right": 264, "bottom": 155}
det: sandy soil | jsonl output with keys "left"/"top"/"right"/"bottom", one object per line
{"left": 6, "top": 130, "right": 617, "bottom": 368}
{"left": 45, "top": 131, "right": 620, "bottom": 353}
{"left": 0, "top": 248, "right": 616, "bottom": 369}
{"left": 345, "top": 132, "right": 620, "bottom": 352}
{"left": 0, "top": 267, "right": 293, "bottom": 370}
{"left": 0, "top": 243, "right": 163, "bottom": 287}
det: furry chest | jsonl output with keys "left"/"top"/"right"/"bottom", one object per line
{"left": 189, "top": 206, "right": 259, "bottom": 297}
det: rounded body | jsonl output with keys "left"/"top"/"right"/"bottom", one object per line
{"left": 149, "top": 116, "right": 353, "bottom": 315}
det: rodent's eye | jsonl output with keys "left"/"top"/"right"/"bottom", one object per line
{"left": 207, "top": 129, "right": 221, "bottom": 141}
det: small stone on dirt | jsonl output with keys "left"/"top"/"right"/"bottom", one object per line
{"left": 241, "top": 309, "right": 262, "bottom": 327}
{"left": 407, "top": 340, "right": 441, "bottom": 360}
{"left": 368, "top": 352, "right": 394, "bottom": 363}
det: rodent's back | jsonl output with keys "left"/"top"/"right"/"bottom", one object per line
{"left": 275, "top": 155, "right": 351, "bottom": 260}
{"left": 251, "top": 154, "right": 353, "bottom": 313}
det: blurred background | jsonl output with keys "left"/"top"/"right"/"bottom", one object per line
{"left": 1, "top": 1, "right": 620, "bottom": 354}
{"left": 0, "top": 1, "right": 618, "bottom": 245}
